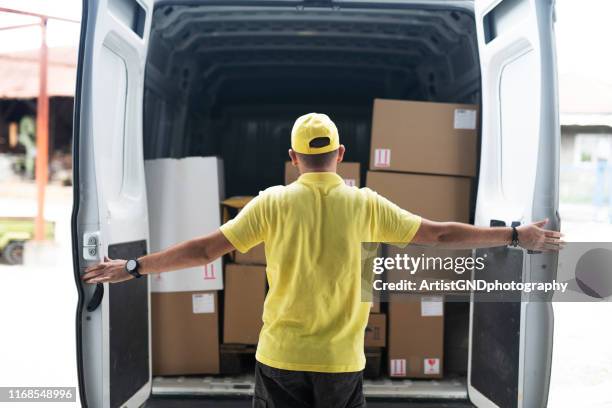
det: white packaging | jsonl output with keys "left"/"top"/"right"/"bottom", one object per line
{"left": 192, "top": 293, "right": 215, "bottom": 314}
{"left": 145, "top": 157, "right": 224, "bottom": 292}
{"left": 453, "top": 108, "right": 477, "bottom": 130}
{"left": 421, "top": 296, "right": 444, "bottom": 317}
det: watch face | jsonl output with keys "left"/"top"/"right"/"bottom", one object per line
{"left": 127, "top": 259, "right": 137, "bottom": 271}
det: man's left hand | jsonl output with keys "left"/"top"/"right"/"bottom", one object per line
{"left": 82, "top": 256, "right": 133, "bottom": 284}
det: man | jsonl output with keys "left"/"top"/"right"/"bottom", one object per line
{"left": 82, "top": 113, "right": 563, "bottom": 408}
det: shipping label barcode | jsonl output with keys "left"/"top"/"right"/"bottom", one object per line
{"left": 390, "top": 359, "right": 406, "bottom": 376}
{"left": 374, "top": 148, "right": 391, "bottom": 167}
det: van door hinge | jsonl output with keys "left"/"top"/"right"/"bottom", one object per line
{"left": 83, "top": 231, "right": 101, "bottom": 260}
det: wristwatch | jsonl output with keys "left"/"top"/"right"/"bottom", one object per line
{"left": 125, "top": 258, "right": 143, "bottom": 278}
{"left": 510, "top": 226, "right": 520, "bottom": 247}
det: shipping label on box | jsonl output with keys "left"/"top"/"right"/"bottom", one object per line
{"left": 424, "top": 358, "right": 441, "bottom": 375}
{"left": 453, "top": 108, "right": 477, "bottom": 130}
{"left": 145, "top": 157, "right": 225, "bottom": 292}
{"left": 421, "top": 296, "right": 444, "bottom": 317}
{"left": 390, "top": 359, "right": 407, "bottom": 377}
{"left": 192, "top": 293, "right": 215, "bottom": 314}
{"left": 151, "top": 260, "right": 223, "bottom": 293}
{"left": 373, "top": 148, "right": 391, "bottom": 168}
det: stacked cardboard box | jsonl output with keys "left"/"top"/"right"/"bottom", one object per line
{"left": 221, "top": 197, "right": 268, "bottom": 358}
{"left": 366, "top": 98, "right": 479, "bottom": 379}
{"left": 369, "top": 99, "right": 478, "bottom": 177}
{"left": 145, "top": 157, "right": 225, "bottom": 375}
{"left": 388, "top": 294, "right": 444, "bottom": 379}
{"left": 223, "top": 263, "right": 267, "bottom": 344}
{"left": 152, "top": 291, "right": 220, "bottom": 375}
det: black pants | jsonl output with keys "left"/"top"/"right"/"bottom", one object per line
{"left": 253, "top": 361, "right": 366, "bottom": 408}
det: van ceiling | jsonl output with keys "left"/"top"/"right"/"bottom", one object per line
{"left": 144, "top": 3, "right": 480, "bottom": 195}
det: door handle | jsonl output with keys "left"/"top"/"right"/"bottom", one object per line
{"left": 86, "top": 283, "right": 104, "bottom": 312}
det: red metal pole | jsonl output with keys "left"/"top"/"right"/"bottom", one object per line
{"left": 34, "top": 17, "right": 49, "bottom": 241}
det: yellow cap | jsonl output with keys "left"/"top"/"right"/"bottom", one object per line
{"left": 291, "top": 113, "right": 340, "bottom": 154}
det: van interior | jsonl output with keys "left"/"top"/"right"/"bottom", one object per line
{"left": 142, "top": 2, "right": 481, "bottom": 401}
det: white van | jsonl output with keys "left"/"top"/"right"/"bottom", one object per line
{"left": 72, "top": 0, "right": 560, "bottom": 406}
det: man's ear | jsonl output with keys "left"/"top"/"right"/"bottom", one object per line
{"left": 288, "top": 149, "right": 299, "bottom": 166}
{"left": 336, "top": 145, "right": 346, "bottom": 163}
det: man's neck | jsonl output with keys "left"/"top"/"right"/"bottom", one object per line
{"left": 299, "top": 167, "right": 337, "bottom": 174}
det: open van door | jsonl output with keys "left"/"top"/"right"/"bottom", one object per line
{"left": 72, "top": 0, "right": 153, "bottom": 406}
{"left": 469, "top": 0, "right": 560, "bottom": 407}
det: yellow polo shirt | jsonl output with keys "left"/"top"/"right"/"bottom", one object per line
{"left": 219, "top": 172, "right": 421, "bottom": 372}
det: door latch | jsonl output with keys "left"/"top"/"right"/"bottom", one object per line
{"left": 83, "top": 231, "right": 101, "bottom": 260}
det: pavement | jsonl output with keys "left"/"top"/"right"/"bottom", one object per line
{"left": 1, "top": 180, "right": 612, "bottom": 407}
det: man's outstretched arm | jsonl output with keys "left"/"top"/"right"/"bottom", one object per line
{"left": 81, "top": 229, "right": 235, "bottom": 284}
{"left": 411, "top": 218, "right": 563, "bottom": 252}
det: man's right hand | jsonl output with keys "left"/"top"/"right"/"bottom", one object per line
{"left": 516, "top": 219, "right": 564, "bottom": 252}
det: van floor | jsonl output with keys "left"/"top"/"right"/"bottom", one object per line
{"left": 145, "top": 396, "right": 474, "bottom": 407}
{"left": 148, "top": 376, "right": 473, "bottom": 407}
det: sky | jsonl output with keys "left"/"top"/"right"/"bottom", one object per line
{"left": 0, "top": 0, "right": 610, "bottom": 85}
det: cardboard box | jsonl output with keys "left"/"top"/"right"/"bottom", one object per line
{"left": 152, "top": 291, "right": 219, "bottom": 375}
{"left": 145, "top": 157, "right": 224, "bottom": 292}
{"left": 366, "top": 171, "right": 471, "bottom": 223}
{"left": 365, "top": 313, "right": 386, "bottom": 347}
{"left": 285, "top": 161, "right": 361, "bottom": 187}
{"left": 221, "top": 196, "right": 266, "bottom": 265}
{"left": 223, "top": 264, "right": 267, "bottom": 344}
{"left": 388, "top": 294, "right": 444, "bottom": 379}
{"left": 370, "top": 99, "right": 478, "bottom": 177}
{"left": 364, "top": 348, "right": 383, "bottom": 379}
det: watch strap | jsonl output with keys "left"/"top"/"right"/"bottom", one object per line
{"left": 511, "top": 226, "right": 519, "bottom": 247}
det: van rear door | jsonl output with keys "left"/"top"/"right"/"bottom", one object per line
{"left": 72, "top": 0, "right": 153, "bottom": 406}
{"left": 469, "top": 0, "right": 560, "bottom": 407}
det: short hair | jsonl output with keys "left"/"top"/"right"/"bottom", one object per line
{"left": 296, "top": 149, "right": 339, "bottom": 169}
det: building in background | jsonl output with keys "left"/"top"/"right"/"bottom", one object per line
{"left": 0, "top": 46, "right": 76, "bottom": 184}
{"left": 559, "top": 73, "right": 612, "bottom": 222}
